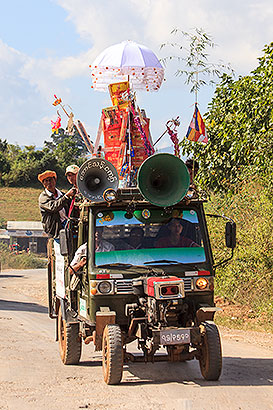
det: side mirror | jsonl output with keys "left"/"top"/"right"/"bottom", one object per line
{"left": 225, "top": 221, "right": 236, "bottom": 248}
{"left": 59, "top": 229, "right": 72, "bottom": 256}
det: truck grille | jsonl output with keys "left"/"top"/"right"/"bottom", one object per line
{"left": 115, "top": 278, "right": 192, "bottom": 294}
{"left": 115, "top": 279, "right": 133, "bottom": 294}
{"left": 183, "top": 277, "right": 192, "bottom": 291}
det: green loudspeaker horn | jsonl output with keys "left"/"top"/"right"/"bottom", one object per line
{"left": 137, "top": 153, "right": 190, "bottom": 207}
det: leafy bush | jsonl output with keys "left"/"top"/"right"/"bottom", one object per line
{"left": 205, "top": 176, "right": 273, "bottom": 322}
{"left": 0, "top": 243, "right": 46, "bottom": 269}
{"left": 0, "top": 217, "right": 6, "bottom": 229}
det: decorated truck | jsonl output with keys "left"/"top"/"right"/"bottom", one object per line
{"left": 47, "top": 153, "right": 236, "bottom": 385}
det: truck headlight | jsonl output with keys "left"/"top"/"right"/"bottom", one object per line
{"left": 195, "top": 277, "right": 209, "bottom": 290}
{"left": 97, "top": 280, "right": 112, "bottom": 294}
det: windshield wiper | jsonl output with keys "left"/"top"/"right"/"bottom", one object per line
{"left": 144, "top": 259, "right": 181, "bottom": 264}
{"left": 98, "top": 263, "right": 134, "bottom": 268}
{"left": 98, "top": 263, "right": 154, "bottom": 271}
{"left": 144, "top": 260, "right": 198, "bottom": 269}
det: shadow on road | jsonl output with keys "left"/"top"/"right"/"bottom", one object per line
{"left": 119, "top": 356, "right": 273, "bottom": 386}
{"left": 0, "top": 274, "right": 24, "bottom": 279}
{"left": 77, "top": 353, "right": 273, "bottom": 387}
{"left": 79, "top": 360, "right": 102, "bottom": 367}
{"left": 0, "top": 298, "right": 48, "bottom": 314}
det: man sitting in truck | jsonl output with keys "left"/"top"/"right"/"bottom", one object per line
{"left": 155, "top": 218, "right": 199, "bottom": 248}
{"left": 120, "top": 226, "right": 145, "bottom": 250}
{"left": 69, "top": 228, "right": 114, "bottom": 275}
{"left": 95, "top": 227, "right": 115, "bottom": 252}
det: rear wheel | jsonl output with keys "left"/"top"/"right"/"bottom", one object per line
{"left": 198, "top": 321, "right": 222, "bottom": 380}
{"left": 102, "top": 324, "right": 123, "bottom": 385}
{"left": 47, "top": 240, "right": 56, "bottom": 318}
{"left": 58, "top": 306, "right": 82, "bottom": 365}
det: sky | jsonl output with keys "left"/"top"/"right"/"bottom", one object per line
{"left": 0, "top": 0, "right": 273, "bottom": 152}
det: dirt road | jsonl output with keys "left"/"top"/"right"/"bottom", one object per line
{"left": 0, "top": 269, "right": 272, "bottom": 410}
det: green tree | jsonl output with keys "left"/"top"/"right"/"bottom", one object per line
{"left": 3, "top": 144, "right": 59, "bottom": 186}
{"left": 1, "top": 124, "right": 91, "bottom": 187}
{"left": 186, "top": 42, "right": 273, "bottom": 192}
{"left": 45, "top": 126, "right": 89, "bottom": 169}
{"left": 0, "top": 139, "right": 11, "bottom": 185}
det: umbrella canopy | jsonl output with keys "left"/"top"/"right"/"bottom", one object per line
{"left": 90, "top": 40, "right": 164, "bottom": 92}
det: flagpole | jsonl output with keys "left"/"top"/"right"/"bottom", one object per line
{"left": 195, "top": 71, "right": 198, "bottom": 106}
{"left": 193, "top": 71, "right": 199, "bottom": 180}
{"left": 185, "top": 70, "right": 208, "bottom": 183}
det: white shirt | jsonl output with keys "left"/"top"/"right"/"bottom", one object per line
{"left": 70, "top": 239, "right": 114, "bottom": 267}
{"left": 70, "top": 243, "right": 87, "bottom": 267}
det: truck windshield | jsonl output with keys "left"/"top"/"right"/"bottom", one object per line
{"left": 94, "top": 208, "right": 206, "bottom": 266}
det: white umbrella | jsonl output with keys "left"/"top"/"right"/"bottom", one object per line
{"left": 90, "top": 40, "right": 164, "bottom": 92}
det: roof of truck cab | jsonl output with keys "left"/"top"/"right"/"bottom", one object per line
{"left": 80, "top": 196, "right": 207, "bottom": 209}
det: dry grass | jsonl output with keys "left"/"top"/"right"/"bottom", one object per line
{"left": 0, "top": 243, "right": 47, "bottom": 269}
{"left": 214, "top": 296, "right": 273, "bottom": 334}
{"left": 205, "top": 177, "right": 273, "bottom": 331}
{"left": 0, "top": 187, "right": 41, "bottom": 222}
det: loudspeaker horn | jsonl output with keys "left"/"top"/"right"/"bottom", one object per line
{"left": 77, "top": 158, "right": 119, "bottom": 202}
{"left": 137, "top": 153, "right": 190, "bottom": 207}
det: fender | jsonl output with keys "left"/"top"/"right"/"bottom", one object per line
{"left": 94, "top": 309, "right": 116, "bottom": 351}
{"left": 196, "top": 307, "right": 222, "bottom": 325}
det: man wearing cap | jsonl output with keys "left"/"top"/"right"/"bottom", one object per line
{"left": 65, "top": 164, "right": 79, "bottom": 188}
{"left": 38, "top": 170, "right": 76, "bottom": 238}
{"left": 65, "top": 164, "right": 83, "bottom": 221}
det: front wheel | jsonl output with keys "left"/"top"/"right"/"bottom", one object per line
{"left": 102, "top": 324, "right": 123, "bottom": 385}
{"left": 58, "top": 306, "right": 82, "bottom": 365}
{"left": 198, "top": 321, "right": 222, "bottom": 381}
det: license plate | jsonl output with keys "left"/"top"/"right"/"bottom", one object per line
{"left": 160, "top": 328, "right": 191, "bottom": 345}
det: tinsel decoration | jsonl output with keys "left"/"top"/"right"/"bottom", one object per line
{"left": 130, "top": 104, "right": 154, "bottom": 156}
{"left": 166, "top": 117, "right": 180, "bottom": 158}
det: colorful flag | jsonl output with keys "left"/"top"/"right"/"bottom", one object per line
{"left": 51, "top": 117, "right": 61, "bottom": 133}
{"left": 186, "top": 105, "right": 208, "bottom": 144}
{"left": 52, "top": 95, "right": 62, "bottom": 106}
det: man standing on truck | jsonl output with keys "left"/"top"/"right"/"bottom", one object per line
{"left": 65, "top": 164, "right": 84, "bottom": 221}
{"left": 38, "top": 170, "right": 76, "bottom": 238}
{"left": 65, "top": 164, "right": 79, "bottom": 188}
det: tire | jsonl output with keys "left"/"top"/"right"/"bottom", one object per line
{"left": 198, "top": 321, "right": 222, "bottom": 381}
{"left": 102, "top": 324, "right": 123, "bottom": 385}
{"left": 58, "top": 306, "right": 82, "bottom": 365}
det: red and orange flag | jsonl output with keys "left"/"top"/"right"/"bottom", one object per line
{"left": 52, "top": 95, "right": 62, "bottom": 106}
